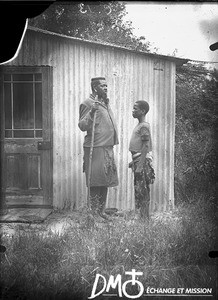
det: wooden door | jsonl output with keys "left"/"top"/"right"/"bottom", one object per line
{"left": 0, "top": 66, "right": 53, "bottom": 208}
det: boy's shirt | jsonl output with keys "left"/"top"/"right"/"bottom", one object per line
{"left": 129, "top": 121, "right": 152, "bottom": 155}
{"left": 129, "top": 121, "right": 155, "bottom": 184}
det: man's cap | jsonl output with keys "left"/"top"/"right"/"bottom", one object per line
{"left": 91, "top": 77, "right": 106, "bottom": 82}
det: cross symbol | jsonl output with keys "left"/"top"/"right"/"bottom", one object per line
{"left": 125, "top": 269, "right": 143, "bottom": 285}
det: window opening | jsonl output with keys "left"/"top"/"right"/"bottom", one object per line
{"left": 4, "top": 73, "right": 43, "bottom": 139}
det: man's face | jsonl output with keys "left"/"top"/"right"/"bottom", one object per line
{"left": 95, "top": 80, "right": 108, "bottom": 99}
{"left": 132, "top": 103, "right": 143, "bottom": 118}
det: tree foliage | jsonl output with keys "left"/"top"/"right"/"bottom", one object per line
{"left": 175, "top": 62, "right": 218, "bottom": 204}
{"left": 29, "top": 1, "right": 151, "bottom": 51}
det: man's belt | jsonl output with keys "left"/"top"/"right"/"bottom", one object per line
{"left": 132, "top": 152, "right": 141, "bottom": 160}
{"left": 129, "top": 152, "right": 141, "bottom": 168}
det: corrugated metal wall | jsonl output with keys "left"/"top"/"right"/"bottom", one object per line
{"left": 6, "top": 29, "right": 176, "bottom": 212}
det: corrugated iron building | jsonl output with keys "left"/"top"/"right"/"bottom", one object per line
{"left": 1, "top": 27, "right": 188, "bottom": 213}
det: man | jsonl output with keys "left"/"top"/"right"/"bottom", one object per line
{"left": 78, "top": 77, "right": 119, "bottom": 220}
{"left": 129, "top": 100, "right": 155, "bottom": 219}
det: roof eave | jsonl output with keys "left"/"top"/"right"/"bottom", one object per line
{"left": 27, "top": 26, "right": 189, "bottom": 65}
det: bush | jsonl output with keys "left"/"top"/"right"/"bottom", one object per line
{"left": 175, "top": 62, "right": 218, "bottom": 204}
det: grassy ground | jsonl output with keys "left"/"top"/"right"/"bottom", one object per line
{"left": 0, "top": 199, "right": 217, "bottom": 300}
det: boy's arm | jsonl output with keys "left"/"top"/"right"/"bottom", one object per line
{"left": 135, "top": 127, "right": 150, "bottom": 173}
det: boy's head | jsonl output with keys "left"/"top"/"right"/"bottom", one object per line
{"left": 132, "top": 100, "right": 149, "bottom": 119}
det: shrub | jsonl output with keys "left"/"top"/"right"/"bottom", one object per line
{"left": 175, "top": 62, "right": 218, "bottom": 204}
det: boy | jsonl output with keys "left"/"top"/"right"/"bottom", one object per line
{"left": 129, "top": 100, "right": 155, "bottom": 219}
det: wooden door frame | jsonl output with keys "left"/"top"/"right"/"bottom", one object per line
{"left": 0, "top": 66, "right": 53, "bottom": 209}
{"left": 0, "top": 68, "right": 6, "bottom": 211}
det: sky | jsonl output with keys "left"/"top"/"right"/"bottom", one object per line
{"left": 124, "top": 2, "right": 218, "bottom": 64}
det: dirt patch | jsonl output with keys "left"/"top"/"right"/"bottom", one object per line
{"left": 0, "top": 209, "right": 123, "bottom": 238}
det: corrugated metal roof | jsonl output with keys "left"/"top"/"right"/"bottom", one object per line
{"left": 27, "top": 26, "right": 189, "bottom": 66}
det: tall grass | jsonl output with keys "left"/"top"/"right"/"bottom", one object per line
{"left": 0, "top": 198, "right": 217, "bottom": 300}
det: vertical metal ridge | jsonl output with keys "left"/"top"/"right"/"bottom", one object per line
{"left": 56, "top": 40, "right": 64, "bottom": 207}
{"left": 156, "top": 64, "right": 162, "bottom": 211}
{"left": 118, "top": 52, "right": 125, "bottom": 209}
{"left": 123, "top": 53, "right": 130, "bottom": 209}
{"left": 66, "top": 42, "right": 71, "bottom": 206}
{"left": 74, "top": 43, "right": 81, "bottom": 207}
{"left": 170, "top": 63, "right": 176, "bottom": 208}
{"left": 148, "top": 58, "right": 155, "bottom": 212}
{"left": 70, "top": 41, "right": 78, "bottom": 206}
{"left": 54, "top": 39, "right": 62, "bottom": 207}
{"left": 166, "top": 62, "right": 171, "bottom": 210}
{"left": 124, "top": 53, "right": 132, "bottom": 210}
{"left": 163, "top": 62, "right": 169, "bottom": 211}
{"left": 63, "top": 41, "right": 69, "bottom": 207}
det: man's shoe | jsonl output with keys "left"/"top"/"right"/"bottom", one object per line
{"left": 99, "top": 212, "right": 112, "bottom": 221}
{"left": 104, "top": 208, "right": 118, "bottom": 216}
{"left": 92, "top": 213, "right": 107, "bottom": 223}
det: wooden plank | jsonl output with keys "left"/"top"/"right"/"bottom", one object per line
{"left": 0, "top": 71, "right": 6, "bottom": 211}
{"left": 6, "top": 205, "right": 52, "bottom": 209}
{"left": 6, "top": 155, "right": 17, "bottom": 188}
{"left": 6, "top": 195, "right": 44, "bottom": 205}
{"left": 5, "top": 189, "right": 43, "bottom": 195}
{"left": 5, "top": 154, "right": 41, "bottom": 190}
{"left": 41, "top": 67, "right": 53, "bottom": 205}
{"left": 4, "top": 140, "right": 39, "bottom": 153}
{"left": 2, "top": 66, "right": 44, "bottom": 74}
{"left": 0, "top": 208, "right": 52, "bottom": 223}
{"left": 28, "top": 154, "right": 41, "bottom": 188}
